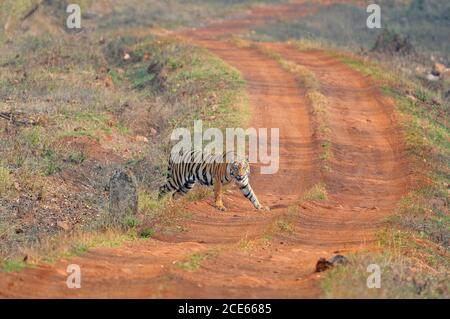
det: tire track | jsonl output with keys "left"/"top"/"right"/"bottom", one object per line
{"left": 0, "top": 1, "right": 408, "bottom": 298}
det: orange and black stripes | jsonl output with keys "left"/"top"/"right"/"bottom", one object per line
{"left": 159, "top": 150, "right": 264, "bottom": 210}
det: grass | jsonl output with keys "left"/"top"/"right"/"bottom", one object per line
{"left": 275, "top": 220, "right": 294, "bottom": 234}
{"left": 139, "top": 228, "right": 154, "bottom": 239}
{"left": 322, "top": 228, "right": 450, "bottom": 298}
{"left": 321, "top": 249, "right": 449, "bottom": 298}
{"left": 248, "top": 1, "right": 450, "bottom": 65}
{"left": 302, "top": 182, "right": 328, "bottom": 202}
{"left": 264, "top": 204, "right": 299, "bottom": 239}
{"left": 176, "top": 250, "right": 217, "bottom": 271}
{"left": 0, "top": 0, "right": 287, "bottom": 45}
{"left": 0, "top": 164, "right": 12, "bottom": 196}
{"left": 0, "top": 10, "right": 248, "bottom": 267}
{"left": 0, "top": 259, "right": 27, "bottom": 273}
{"left": 1, "top": 227, "right": 138, "bottom": 272}
{"left": 316, "top": 46, "right": 449, "bottom": 298}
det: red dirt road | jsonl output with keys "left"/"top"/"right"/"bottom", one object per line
{"left": 0, "top": 1, "right": 408, "bottom": 298}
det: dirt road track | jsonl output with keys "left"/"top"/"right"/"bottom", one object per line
{"left": 0, "top": 0, "right": 408, "bottom": 298}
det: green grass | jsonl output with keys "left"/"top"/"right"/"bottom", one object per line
{"left": 176, "top": 250, "right": 217, "bottom": 271}
{"left": 139, "top": 228, "right": 155, "bottom": 239}
{"left": 1, "top": 259, "right": 27, "bottom": 273}
{"left": 123, "top": 215, "right": 140, "bottom": 229}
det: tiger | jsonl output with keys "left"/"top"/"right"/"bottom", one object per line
{"left": 158, "top": 150, "right": 269, "bottom": 211}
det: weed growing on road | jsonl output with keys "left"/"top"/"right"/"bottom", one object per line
{"left": 176, "top": 250, "right": 217, "bottom": 271}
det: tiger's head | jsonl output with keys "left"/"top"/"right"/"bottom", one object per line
{"left": 230, "top": 158, "right": 250, "bottom": 182}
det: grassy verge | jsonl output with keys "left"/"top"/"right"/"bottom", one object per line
{"left": 0, "top": 26, "right": 247, "bottom": 270}
{"left": 247, "top": 1, "right": 450, "bottom": 65}
{"left": 308, "top": 47, "right": 450, "bottom": 298}
{"left": 0, "top": 0, "right": 288, "bottom": 45}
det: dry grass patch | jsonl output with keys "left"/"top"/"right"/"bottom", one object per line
{"left": 302, "top": 182, "right": 328, "bottom": 202}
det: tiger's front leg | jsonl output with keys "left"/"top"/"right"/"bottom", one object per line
{"left": 213, "top": 176, "right": 226, "bottom": 211}
{"left": 238, "top": 180, "right": 270, "bottom": 211}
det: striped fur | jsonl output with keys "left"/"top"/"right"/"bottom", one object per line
{"left": 159, "top": 150, "right": 266, "bottom": 211}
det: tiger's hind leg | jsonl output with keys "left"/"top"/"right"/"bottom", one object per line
{"left": 173, "top": 179, "right": 196, "bottom": 199}
{"left": 213, "top": 176, "right": 226, "bottom": 211}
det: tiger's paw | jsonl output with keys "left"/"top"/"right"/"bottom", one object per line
{"left": 215, "top": 203, "right": 227, "bottom": 211}
{"left": 258, "top": 205, "right": 270, "bottom": 212}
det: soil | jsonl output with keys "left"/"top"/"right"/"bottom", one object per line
{"left": 0, "top": 0, "right": 409, "bottom": 298}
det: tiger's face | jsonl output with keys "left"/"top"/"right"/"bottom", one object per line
{"left": 230, "top": 159, "right": 250, "bottom": 181}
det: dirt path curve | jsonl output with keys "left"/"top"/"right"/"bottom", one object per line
{"left": 0, "top": 1, "right": 408, "bottom": 298}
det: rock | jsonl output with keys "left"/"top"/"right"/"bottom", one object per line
{"left": 329, "top": 254, "right": 349, "bottom": 266}
{"left": 109, "top": 169, "right": 138, "bottom": 224}
{"left": 431, "top": 62, "right": 446, "bottom": 76}
{"left": 315, "top": 255, "right": 349, "bottom": 272}
{"left": 315, "top": 258, "right": 334, "bottom": 272}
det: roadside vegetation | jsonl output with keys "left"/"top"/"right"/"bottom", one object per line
{"left": 0, "top": 0, "right": 287, "bottom": 44}
{"left": 248, "top": 0, "right": 450, "bottom": 110}
{"left": 0, "top": 1, "right": 248, "bottom": 271}
{"left": 236, "top": 0, "right": 449, "bottom": 297}
{"left": 248, "top": 0, "right": 450, "bottom": 65}
{"left": 299, "top": 46, "right": 450, "bottom": 298}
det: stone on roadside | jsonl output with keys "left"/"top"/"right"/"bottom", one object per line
{"left": 109, "top": 169, "right": 138, "bottom": 224}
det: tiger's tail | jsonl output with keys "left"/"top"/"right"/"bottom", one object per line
{"left": 159, "top": 156, "right": 175, "bottom": 199}
{"left": 158, "top": 183, "right": 172, "bottom": 199}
